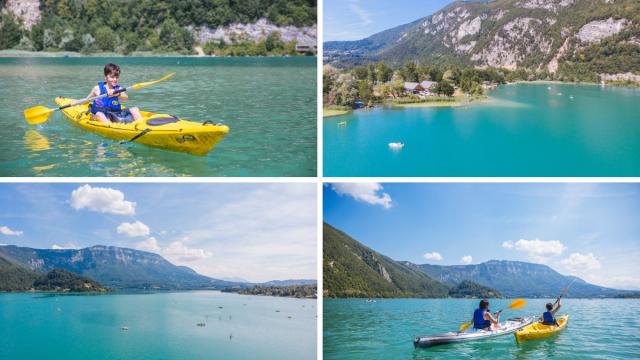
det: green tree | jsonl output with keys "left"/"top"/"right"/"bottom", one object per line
{"left": 375, "top": 61, "right": 393, "bottom": 83}
{"left": 0, "top": 14, "right": 22, "bottom": 49}
{"left": 94, "top": 26, "right": 116, "bottom": 51}
{"left": 400, "top": 61, "right": 419, "bottom": 82}
{"left": 433, "top": 81, "right": 455, "bottom": 97}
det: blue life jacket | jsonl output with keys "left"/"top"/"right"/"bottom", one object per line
{"left": 473, "top": 308, "right": 491, "bottom": 329}
{"left": 91, "top": 82, "right": 121, "bottom": 114}
{"left": 542, "top": 311, "right": 558, "bottom": 325}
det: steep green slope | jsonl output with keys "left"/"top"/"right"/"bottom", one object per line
{"left": 0, "top": 254, "right": 38, "bottom": 291}
{"left": 323, "top": 223, "right": 449, "bottom": 298}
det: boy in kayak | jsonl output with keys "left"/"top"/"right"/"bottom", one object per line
{"left": 87, "top": 63, "right": 142, "bottom": 123}
{"left": 540, "top": 299, "right": 561, "bottom": 325}
{"left": 472, "top": 299, "right": 501, "bottom": 331}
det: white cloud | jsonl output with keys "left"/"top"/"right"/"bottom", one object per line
{"left": 70, "top": 184, "right": 136, "bottom": 215}
{"left": 560, "top": 252, "right": 601, "bottom": 273}
{"left": 117, "top": 221, "right": 150, "bottom": 237}
{"left": 424, "top": 252, "right": 443, "bottom": 261}
{"left": 0, "top": 226, "right": 23, "bottom": 236}
{"left": 460, "top": 255, "right": 473, "bottom": 264}
{"left": 136, "top": 237, "right": 161, "bottom": 252}
{"left": 331, "top": 183, "right": 392, "bottom": 209}
{"left": 163, "top": 241, "right": 212, "bottom": 262}
{"left": 52, "top": 242, "right": 78, "bottom": 250}
{"left": 502, "top": 238, "right": 567, "bottom": 262}
{"left": 348, "top": 0, "right": 372, "bottom": 26}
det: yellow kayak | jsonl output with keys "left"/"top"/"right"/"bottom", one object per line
{"left": 55, "top": 97, "right": 229, "bottom": 156}
{"left": 515, "top": 315, "right": 569, "bottom": 343}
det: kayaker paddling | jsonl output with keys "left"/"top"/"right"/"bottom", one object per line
{"left": 540, "top": 298, "right": 561, "bottom": 325}
{"left": 87, "top": 63, "right": 143, "bottom": 124}
{"left": 472, "top": 299, "right": 501, "bottom": 331}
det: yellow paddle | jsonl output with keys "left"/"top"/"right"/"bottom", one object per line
{"left": 459, "top": 298, "right": 527, "bottom": 332}
{"left": 23, "top": 72, "right": 176, "bottom": 125}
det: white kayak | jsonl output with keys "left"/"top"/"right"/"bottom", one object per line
{"left": 414, "top": 316, "right": 534, "bottom": 348}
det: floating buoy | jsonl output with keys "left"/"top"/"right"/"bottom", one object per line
{"left": 389, "top": 142, "right": 404, "bottom": 150}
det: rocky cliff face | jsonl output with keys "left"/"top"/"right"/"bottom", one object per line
{"left": 325, "top": 0, "right": 639, "bottom": 78}
{"left": 191, "top": 18, "right": 316, "bottom": 46}
{"left": 2, "top": 0, "right": 40, "bottom": 30}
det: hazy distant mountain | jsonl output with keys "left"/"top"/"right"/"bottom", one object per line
{"left": 0, "top": 245, "right": 238, "bottom": 290}
{"left": 325, "top": 0, "right": 640, "bottom": 80}
{"left": 262, "top": 279, "right": 317, "bottom": 286}
{"left": 412, "top": 260, "right": 630, "bottom": 298}
{"left": 323, "top": 223, "right": 450, "bottom": 298}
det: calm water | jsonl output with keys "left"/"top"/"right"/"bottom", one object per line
{"left": 324, "top": 83, "right": 640, "bottom": 176}
{"left": 0, "top": 291, "right": 316, "bottom": 359}
{"left": 0, "top": 57, "right": 316, "bottom": 177}
{"left": 324, "top": 298, "right": 640, "bottom": 359}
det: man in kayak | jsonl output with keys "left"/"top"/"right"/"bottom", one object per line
{"left": 87, "top": 63, "right": 142, "bottom": 123}
{"left": 540, "top": 299, "right": 561, "bottom": 326}
{"left": 472, "top": 299, "right": 501, "bottom": 331}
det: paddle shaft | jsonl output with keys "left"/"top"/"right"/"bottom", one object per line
{"left": 554, "top": 278, "right": 577, "bottom": 305}
{"left": 58, "top": 87, "right": 129, "bottom": 111}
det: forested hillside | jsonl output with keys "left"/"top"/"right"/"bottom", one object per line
{"left": 0, "top": 0, "right": 316, "bottom": 55}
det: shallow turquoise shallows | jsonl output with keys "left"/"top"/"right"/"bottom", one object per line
{"left": 324, "top": 298, "right": 640, "bottom": 359}
{"left": 0, "top": 291, "right": 316, "bottom": 360}
{"left": 0, "top": 57, "right": 316, "bottom": 177}
{"left": 324, "top": 83, "right": 640, "bottom": 176}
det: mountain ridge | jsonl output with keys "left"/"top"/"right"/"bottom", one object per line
{"left": 0, "top": 244, "right": 237, "bottom": 290}
{"left": 324, "top": 0, "right": 640, "bottom": 82}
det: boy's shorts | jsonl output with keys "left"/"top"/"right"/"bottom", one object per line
{"left": 92, "top": 108, "right": 134, "bottom": 123}
{"left": 104, "top": 109, "right": 134, "bottom": 123}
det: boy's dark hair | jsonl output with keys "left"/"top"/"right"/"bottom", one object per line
{"left": 104, "top": 63, "right": 121, "bottom": 77}
{"left": 546, "top": 303, "right": 553, "bottom": 310}
{"left": 479, "top": 299, "right": 489, "bottom": 309}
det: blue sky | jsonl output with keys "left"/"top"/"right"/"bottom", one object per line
{"left": 324, "top": 183, "right": 640, "bottom": 290}
{"left": 0, "top": 183, "right": 317, "bottom": 283}
{"left": 324, "top": 0, "right": 453, "bottom": 41}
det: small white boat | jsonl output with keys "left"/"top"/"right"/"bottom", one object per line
{"left": 389, "top": 142, "right": 405, "bottom": 150}
{"left": 547, "top": 86, "right": 552, "bottom": 90}
{"left": 121, "top": 326, "right": 129, "bottom": 331}
{"left": 557, "top": 92, "right": 563, "bottom": 96}
{"left": 569, "top": 95, "right": 574, "bottom": 99}
{"left": 197, "top": 323, "right": 206, "bottom": 327}
{"left": 338, "top": 121, "right": 347, "bottom": 127}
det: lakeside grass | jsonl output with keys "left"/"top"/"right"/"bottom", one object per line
{"left": 388, "top": 95, "right": 488, "bottom": 108}
{"left": 323, "top": 107, "right": 352, "bottom": 117}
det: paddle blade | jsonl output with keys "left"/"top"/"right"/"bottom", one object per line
{"left": 24, "top": 106, "right": 54, "bottom": 125}
{"left": 459, "top": 321, "right": 472, "bottom": 332}
{"left": 130, "top": 72, "right": 176, "bottom": 90}
{"left": 508, "top": 298, "right": 527, "bottom": 310}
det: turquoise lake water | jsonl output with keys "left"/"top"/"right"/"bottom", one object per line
{"left": 324, "top": 298, "right": 640, "bottom": 359}
{"left": 0, "top": 57, "right": 316, "bottom": 177}
{"left": 324, "top": 84, "right": 640, "bottom": 176}
{"left": 0, "top": 291, "right": 316, "bottom": 359}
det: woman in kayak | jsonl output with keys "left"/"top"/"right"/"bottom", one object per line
{"left": 540, "top": 299, "right": 561, "bottom": 325}
{"left": 472, "top": 299, "right": 501, "bottom": 331}
{"left": 87, "top": 63, "right": 142, "bottom": 123}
